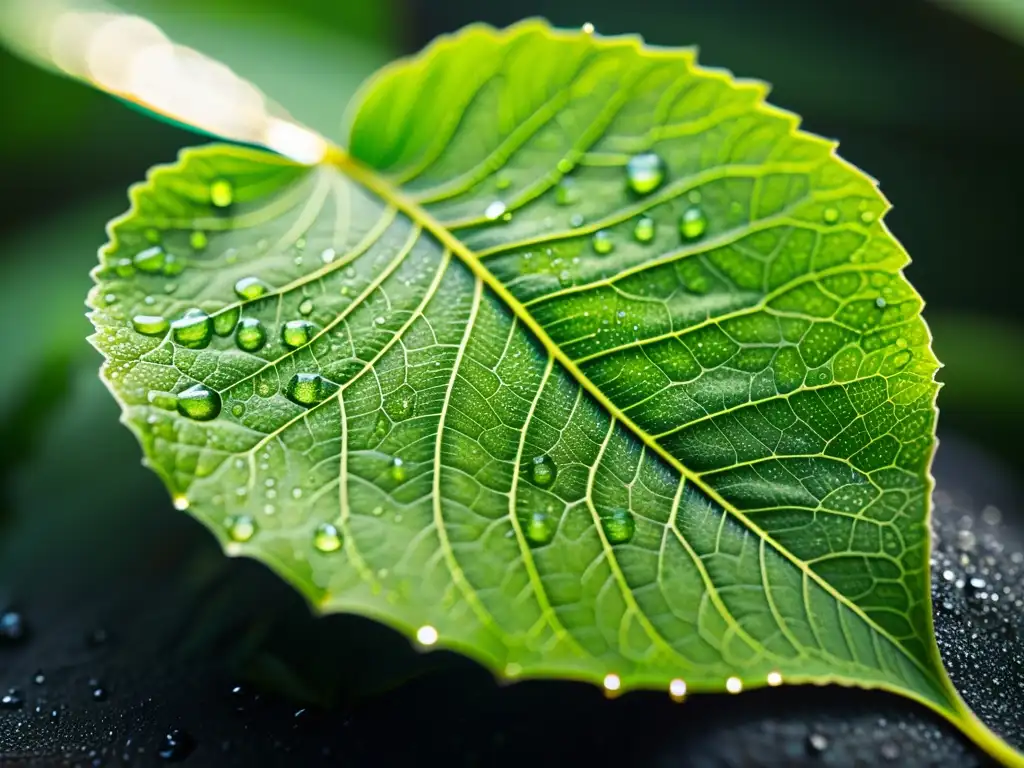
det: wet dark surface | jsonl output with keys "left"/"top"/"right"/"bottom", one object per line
{"left": 0, "top": 368, "right": 1020, "bottom": 767}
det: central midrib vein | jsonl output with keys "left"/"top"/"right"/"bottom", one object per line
{"left": 326, "top": 144, "right": 953, "bottom": 709}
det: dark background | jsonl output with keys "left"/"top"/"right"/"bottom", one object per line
{"left": 0, "top": 0, "right": 1022, "bottom": 765}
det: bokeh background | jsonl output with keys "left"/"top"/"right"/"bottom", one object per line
{"left": 0, "top": 1, "right": 1022, "bottom": 766}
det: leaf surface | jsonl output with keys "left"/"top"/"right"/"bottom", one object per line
{"left": 84, "top": 19, "right": 1019, "bottom": 761}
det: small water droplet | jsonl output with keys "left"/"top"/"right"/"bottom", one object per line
{"left": 171, "top": 309, "right": 213, "bottom": 349}
{"left": 669, "top": 679, "right": 687, "bottom": 701}
{"left": 680, "top": 206, "right": 707, "bottom": 241}
{"left": 0, "top": 611, "right": 26, "bottom": 643}
{"left": 581, "top": 21, "right": 595, "bottom": 34}
{"left": 860, "top": 210, "right": 876, "bottom": 224}
{"left": 320, "top": 247, "right": 337, "bottom": 264}
{"left": 234, "top": 276, "right": 270, "bottom": 301}
{"left": 162, "top": 253, "right": 185, "bottom": 276}
{"left": 114, "top": 257, "right": 134, "bottom": 277}
{"left": 823, "top": 207, "right": 840, "bottom": 224}
{"left": 602, "top": 508, "right": 635, "bottom": 544}
{"left": 626, "top": 152, "right": 666, "bottom": 195}
{"left": 592, "top": 230, "right": 614, "bottom": 255}
{"left": 226, "top": 515, "right": 256, "bottom": 543}
{"left": 528, "top": 455, "right": 557, "bottom": 487}
{"left": 132, "top": 314, "right": 169, "bottom": 336}
{"left": 158, "top": 728, "right": 196, "bottom": 762}
{"left": 33, "top": 672, "right": 45, "bottom": 685}
{"left": 570, "top": 213, "right": 585, "bottom": 228}
{"left": 390, "top": 457, "right": 406, "bottom": 482}
{"left": 281, "top": 319, "right": 317, "bottom": 348}
{"left": 767, "top": 671, "right": 783, "bottom": 686}
{"left": 313, "top": 523, "right": 343, "bottom": 553}
{"left": 555, "top": 178, "right": 579, "bottom": 206}
{"left": 190, "top": 231, "right": 208, "bottom": 250}
{"left": 90, "top": 679, "right": 108, "bottom": 702}
{"left": 484, "top": 201, "right": 507, "bottom": 220}
{"left": 634, "top": 216, "right": 656, "bottom": 243}
{"left": 235, "top": 317, "right": 267, "bottom": 352}
{"left": 298, "top": 298, "right": 314, "bottom": 316}
{"left": 875, "top": 297, "right": 887, "bottom": 309}
{"left": 134, "top": 246, "right": 166, "bottom": 274}
{"left": 603, "top": 673, "right": 621, "bottom": 692}
{"left": 210, "top": 179, "right": 233, "bottom": 208}
{"left": 725, "top": 676, "right": 742, "bottom": 693}
{"left": 231, "top": 403, "right": 245, "bottom": 417}
{"left": 417, "top": 625, "right": 439, "bottom": 646}
{"left": 286, "top": 372, "right": 331, "bottom": 407}
{"left": 806, "top": 733, "right": 829, "bottom": 753}
{"left": 213, "top": 306, "right": 240, "bottom": 336}
{"left": 1, "top": 689, "right": 23, "bottom": 710}
{"left": 176, "top": 384, "right": 221, "bottom": 421}
{"left": 525, "top": 511, "right": 555, "bottom": 546}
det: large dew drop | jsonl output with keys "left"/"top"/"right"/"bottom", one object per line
{"left": 285, "top": 372, "right": 331, "bottom": 407}
{"left": 314, "top": 523, "right": 343, "bottom": 553}
{"left": 281, "top": 320, "right": 318, "bottom": 349}
{"left": 234, "top": 276, "right": 270, "bottom": 301}
{"left": 525, "top": 511, "right": 555, "bottom": 546}
{"left": 602, "top": 508, "right": 636, "bottom": 544}
{"left": 213, "top": 307, "right": 240, "bottom": 336}
{"left": 235, "top": 317, "right": 267, "bottom": 352}
{"left": 626, "top": 152, "right": 666, "bottom": 195}
{"left": 131, "top": 314, "right": 169, "bottom": 336}
{"left": 679, "top": 206, "right": 707, "bottom": 241}
{"left": 171, "top": 310, "right": 213, "bottom": 349}
{"left": 176, "top": 384, "right": 221, "bottom": 421}
{"left": 528, "top": 455, "right": 557, "bottom": 487}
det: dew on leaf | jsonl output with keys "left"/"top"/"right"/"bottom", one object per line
{"left": 281, "top": 319, "right": 317, "bottom": 348}
{"left": 298, "top": 298, "right": 315, "bottom": 316}
{"left": 390, "top": 457, "right": 406, "bottom": 482}
{"left": 679, "top": 206, "right": 707, "bottom": 241}
{"left": 231, "top": 403, "right": 245, "bottom": 418}
{"left": 320, "top": 247, "right": 337, "bottom": 264}
{"left": 286, "top": 372, "right": 330, "bottom": 407}
{"left": 170, "top": 309, "right": 213, "bottom": 349}
{"left": 210, "top": 179, "right": 233, "bottom": 208}
{"left": 235, "top": 317, "right": 267, "bottom": 352}
{"left": 669, "top": 678, "right": 687, "bottom": 701}
{"left": 633, "top": 216, "right": 656, "bottom": 243}
{"left": 190, "top": 231, "right": 208, "bottom": 250}
{"left": 234, "top": 276, "right": 269, "bottom": 301}
{"left": 226, "top": 515, "right": 256, "bottom": 543}
{"left": 528, "top": 455, "right": 557, "bottom": 487}
{"left": 133, "top": 246, "right": 166, "bottom": 273}
{"left": 416, "top": 625, "right": 439, "bottom": 646}
{"left": 175, "top": 384, "right": 221, "bottom": 421}
{"left": 767, "top": 670, "right": 783, "bottom": 686}
{"left": 626, "top": 152, "right": 666, "bottom": 195}
{"left": 725, "top": 676, "right": 742, "bottom": 693}
{"left": 213, "top": 306, "right": 240, "bottom": 336}
{"left": 484, "top": 201, "right": 507, "bottom": 220}
{"left": 525, "top": 511, "right": 555, "bottom": 546}
{"left": 602, "top": 508, "right": 636, "bottom": 544}
{"left": 114, "top": 257, "right": 134, "bottom": 277}
{"left": 570, "top": 213, "right": 585, "bottom": 228}
{"left": 602, "top": 673, "right": 621, "bottom": 692}
{"left": 147, "top": 391, "right": 178, "bottom": 411}
{"left": 823, "top": 207, "right": 840, "bottom": 224}
{"left": 555, "top": 178, "right": 579, "bottom": 205}
{"left": 132, "top": 314, "right": 169, "bottom": 336}
{"left": 313, "top": 523, "right": 343, "bottom": 553}
{"left": 592, "top": 230, "right": 614, "bottom": 255}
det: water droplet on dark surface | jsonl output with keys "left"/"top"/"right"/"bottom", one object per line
{"left": 1, "top": 689, "right": 23, "bottom": 710}
{"left": 0, "top": 610, "right": 26, "bottom": 643}
{"left": 158, "top": 728, "right": 196, "bottom": 762}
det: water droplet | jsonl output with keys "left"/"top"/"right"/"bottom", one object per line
{"left": 528, "top": 455, "right": 557, "bottom": 487}
{"left": 132, "top": 314, "right": 169, "bottom": 336}
{"left": 234, "top": 276, "right": 269, "bottom": 301}
{"left": 320, "top": 247, "right": 337, "bottom": 264}
{"left": 626, "top": 152, "right": 666, "bottom": 195}
{"left": 555, "top": 178, "right": 579, "bottom": 205}
{"left": 114, "top": 258, "right": 134, "bottom": 277}
{"left": 602, "top": 508, "right": 635, "bottom": 544}
{"left": 860, "top": 210, "right": 876, "bottom": 224}
{"left": 725, "top": 676, "right": 742, "bottom": 693}
{"left": 603, "top": 673, "right": 621, "bottom": 692}
{"left": 417, "top": 625, "right": 439, "bottom": 646}
{"left": 679, "top": 206, "right": 707, "bottom": 241}
{"left": 484, "top": 201, "right": 507, "bottom": 220}
{"left": 823, "top": 207, "right": 840, "bottom": 224}
{"left": 806, "top": 733, "right": 829, "bottom": 754}
{"left": 592, "top": 230, "right": 614, "bottom": 255}
{"left": 170, "top": 309, "right": 213, "bottom": 349}
{"left": 313, "top": 523, "right": 343, "bottom": 553}
{"left": 158, "top": 728, "right": 196, "bottom": 762}
{"left": 570, "top": 213, "right": 585, "bottom": 228}
{"left": 162, "top": 254, "right": 185, "bottom": 276}
{"left": 134, "top": 246, "right": 166, "bottom": 273}
{"left": 286, "top": 372, "right": 331, "bottom": 407}
{"left": 213, "top": 306, "right": 240, "bottom": 336}
{"left": 390, "top": 457, "right": 406, "bottom": 482}
{"left": 90, "top": 679, "right": 108, "bottom": 702}
{"left": 190, "top": 231, "right": 208, "bottom": 250}
{"left": 634, "top": 216, "right": 656, "bottom": 243}
{"left": 226, "top": 515, "right": 256, "bottom": 543}
{"left": 281, "top": 319, "right": 317, "bottom": 348}
{"left": 581, "top": 21, "right": 595, "bottom": 34}
{"left": 235, "top": 317, "right": 267, "bottom": 352}
{"left": 1, "top": 689, "right": 23, "bottom": 710}
{"left": 231, "top": 403, "right": 245, "bottom": 417}
{"left": 176, "top": 384, "right": 221, "bottom": 421}
{"left": 33, "top": 672, "right": 45, "bottom": 685}
{"left": 525, "top": 511, "right": 555, "bottom": 546}
{"left": 147, "top": 390, "right": 178, "bottom": 411}
{"left": 767, "top": 671, "right": 783, "bottom": 686}
{"left": 669, "top": 679, "right": 687, "bottom": 701}
{"left": 0, "top": 611, "right": 26, "bottom": 643}
{"left": 298, "top": 298, "right": 314, "bottom": 316}
{"left": 210, "top": 179, "right": 233, "bottom": 208}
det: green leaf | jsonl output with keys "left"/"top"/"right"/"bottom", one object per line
{"left": 77, "top": 18, "right": 1021, "bottom": 766}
